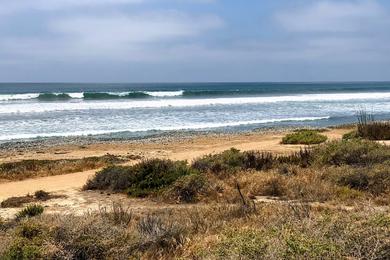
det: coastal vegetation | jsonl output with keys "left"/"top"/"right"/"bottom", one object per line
{"left": 281, "top": 129, "right": 327, "bottom": 145}
{"left": 343, "top": 111, "right": 390, "bottom": 140}
{"left": 0, "top": 154, "right": 125, "bottom": 181}
{"left": 1, "top": 137, "right": 389, "bottom": 259}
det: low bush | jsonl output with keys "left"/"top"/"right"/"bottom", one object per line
{"left": 331, "top": 165, "right": 390, "bottom": 195}
{"left": 84, "top": 159, "right": 196, "bottom": 197}
{"left": 17, "top": 222, "right": 44, "bottom": 240}
{"left": 1, "top": 222, "right": 44, "bottom": 259}
{"left": 281, "top": 130, "right": 327, "bottom": 145}
{"left": 16, "top": 204, "right": 44, "bottom": 220}
{"left": 312, "top": 139, "right": 390, "bottom": 166}
{"left": 192, "top": 148, "right": 246, "bottom": 174}
{"left": 164, "top": 174, "right": 207, "bottom": 203}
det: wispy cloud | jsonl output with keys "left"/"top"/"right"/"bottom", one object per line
{"left": 275, "top": 0, "right": 388, "bottom": 33}
{"left": 0, "top": 0, "right": 144, "bottom": 14}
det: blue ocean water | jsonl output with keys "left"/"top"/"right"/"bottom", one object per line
{"left": 0, "top": 82, "right": 390, "bottom": 141}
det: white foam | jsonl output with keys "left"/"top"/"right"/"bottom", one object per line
{"left": 0, "top": 92, "right": 389, "bottom": 114}
{"left": 0, "top": 116, "right": 329, "bottom": 141}
{"left": 68, "top": 93, "right": 84, "bottom": 99}
{"left": 0, "top": 93, "right": 40, "bottom": 101}
{"left": 143, "top": 90, "right": 184, "bottom": 97}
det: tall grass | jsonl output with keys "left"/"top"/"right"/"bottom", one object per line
{"left": 356, "top": 110, "right": 390, "bottom": 140}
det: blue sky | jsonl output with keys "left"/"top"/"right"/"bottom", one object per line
{"left": 0, "top": 0, "right": 390, "bottom": 82}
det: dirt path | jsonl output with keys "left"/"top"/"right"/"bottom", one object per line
{"left": 0, "top": 169, "right": 96, "bottom": 201}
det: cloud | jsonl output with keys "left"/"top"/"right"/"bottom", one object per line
{"left": 53, "top": 12, "right": 222, "bottom": 43}
{"left": 265, "top": 0, "right": 390, "bottom": 62}
{"left": 0, "top": 11, "right": 223, "bottom": 62}
{"left": 275, "top": 0, "right": 388, "bottom": 33}
{"left": 0, "top": 0, "right": 389, "bottom": 82}
{"left": 0, "top": 0, "right": 143, "bottom": 14}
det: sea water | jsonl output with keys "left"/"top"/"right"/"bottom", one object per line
{"left": 0, "top": 82, "right": 390, "bottom": 141}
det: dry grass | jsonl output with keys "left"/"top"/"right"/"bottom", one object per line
{"left": 0, "top": 154, "right": 125, "bottom": 181}
{"left": 356, "top": 111, "right": 390, "bottom": 140}
{"left": 0, "top": 202, "right": 388, "bottom": 259}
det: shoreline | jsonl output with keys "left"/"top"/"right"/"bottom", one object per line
{"left": 0, "top": 125, "right": 353, "bottom": 165}
{"left": 0, "top": 123, "right": 352, "bottom": 154}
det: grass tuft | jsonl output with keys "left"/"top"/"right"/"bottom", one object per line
{"left": 356, "top": 110, "right": 390, "bottom": 140}
{"left": 16, "top": 205, "right": 44, "bottom": 220}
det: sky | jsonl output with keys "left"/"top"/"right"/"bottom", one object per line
{"left": 0, "top": 0, "right": 390, "bottom": 82}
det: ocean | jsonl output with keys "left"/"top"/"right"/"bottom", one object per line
{"left": 1, "top": 82, "right": 390, "bottom": 141}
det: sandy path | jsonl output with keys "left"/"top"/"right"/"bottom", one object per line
{"left": 0, "top": 169, "right": 96, "bottom": 201}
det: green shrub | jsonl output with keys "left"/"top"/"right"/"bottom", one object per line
{"left": 313, "top": 139, "right": 390, "bottom": 166}
{"left": 4, "top": 222, "right": 46, "bottom": 259}
{"left": 16, "top": 205, "right": 44, "bottom": 220}
{"left": 5, "top": 238, "right": 42, "bottom": 260}
{"left": 164, "top": 174, "right": 207, "bottom": 203}
{"left": 192, "top": 148, "right": 245, "bottom": 174}
{"left": 84, "top": 165, "right": 132, "bottom": 191}
{"left": 282, "top": 130, "right": 327, "bottom": 145}
{"left": 84, "top": 159, "right": 195, "bottom": 197}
